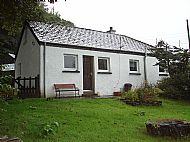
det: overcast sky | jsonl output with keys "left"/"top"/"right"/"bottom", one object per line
{"left": 47, "top": 0, "right": 190, "bottom": 49}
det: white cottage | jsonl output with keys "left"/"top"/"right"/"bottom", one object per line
{"left": 15, "top": 21, "right": 163, "bottom": 98}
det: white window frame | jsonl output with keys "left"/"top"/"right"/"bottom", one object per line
{"left": 159, "top": 65, "right": 165, "bottom": 73}
{"left": 129, "top": 59, "right": 140, "bottom": 73}
{"left": 98, "top": 57, "right": 110, "bottom": 72}
{"left": 159, "top": 65, "right": 168, "bottom": 75}
{"left": 63, "top": 54, "right": 78, "bottom": 71}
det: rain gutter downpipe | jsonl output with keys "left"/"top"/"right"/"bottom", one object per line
{"left": 144, "top": 47, "right": 147, "bottom": 85}
{"left": 43, "top": 42, "right": 46, "bottom": 98}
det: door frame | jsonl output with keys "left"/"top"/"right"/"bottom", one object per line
{"left": 83, "top": 55, "right": 95, "bottom": 93}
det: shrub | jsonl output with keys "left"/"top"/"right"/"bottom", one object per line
{"left": 0, "top": 75, "right": 16, "bottom": 100}
{"left": 122, "top": 90, "right": 138, "bottom": 102}
{"left": 122, "top": 84, "right": 162, "bottom": 102}
{"left": 158, "top": 73, "right": 190, "bottom": 99}
{"left": 0, "top": 75, "right": 13, "bottom": 85}
{"left": 0, "top": 84, "right": 16, "bottom": 99}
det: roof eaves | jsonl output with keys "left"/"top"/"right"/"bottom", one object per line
{"left": 44, "top": 42, "right": 149, "bottom": 56}
{"left": 15, "top": 21, "right": 26, "bottom": 59}
{"left": 26, "top": 21, "right": 41, "bottom": 45}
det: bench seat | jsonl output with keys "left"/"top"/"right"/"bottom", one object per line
{"left": 54, "top": 84, "right": 79, "bottom": 98}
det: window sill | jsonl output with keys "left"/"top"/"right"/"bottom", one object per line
{"left": 97, "top": 72, "right": 112, "bottom": 74}
{"left": 62, "top": 70, "right": 80, "bottom": 73}
{"left": 129, "top": 72, "right": 141, "bottom": 75}
{"left": 159, "top": 73, "right": 169, "bottom": 76}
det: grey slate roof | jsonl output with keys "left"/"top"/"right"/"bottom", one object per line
{"left": 29, "top": 21, "right": 153, "bottom": 53}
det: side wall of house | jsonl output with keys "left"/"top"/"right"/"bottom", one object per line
{"left": 44, "top": 45, "right": 160, "bottom": 98}
{"left": 15, "top": 26, "right": 40, "bottom": 79}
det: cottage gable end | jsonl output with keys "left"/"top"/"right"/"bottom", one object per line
{"left": 15, "top": 24, "right": 40, "bottom": 78}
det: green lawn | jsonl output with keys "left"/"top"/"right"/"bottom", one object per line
{"left": 0, "top": 98, "right": 190, "bottom": 142}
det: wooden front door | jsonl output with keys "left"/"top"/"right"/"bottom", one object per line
{"left": 83, "top": 56, "right": 94, "bottom": 91}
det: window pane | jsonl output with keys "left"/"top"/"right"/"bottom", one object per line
{"left": 64, "top": 55, "right": 76, "bottom": 68}
{"left": 130, "top": 60, "right": 137, "bottom": 71}
{"left": 159, "top": 66, "right": 165, "bottom": 72}
{"left": 98, "top": 58, "right": 108, "bottom": 70}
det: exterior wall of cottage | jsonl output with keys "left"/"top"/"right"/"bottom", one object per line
{"left": 15, "top": 27, "right": 40, "bottom": 79}
{"left": 44, "top": 45, "right": 160, "bottom": 97}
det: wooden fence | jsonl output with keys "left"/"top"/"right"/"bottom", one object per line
{"left": 14, "top": 75, "right": 40, "bottom": 98}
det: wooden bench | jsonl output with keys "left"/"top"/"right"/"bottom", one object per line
{"left": 54, "top": 84, "right": 80, "bottom": 98}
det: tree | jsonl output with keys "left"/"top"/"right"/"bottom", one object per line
{"left": 151, "top": 40, "right": 190, "bottom": 77}
{"left": 152, "top": 40, "right": 190, "bottom": 99}
{"left": 0, "top": 0, "right": 73, "bottom": 60}
{"left": 39, "top": 0, "right": 66, "bottom": 4}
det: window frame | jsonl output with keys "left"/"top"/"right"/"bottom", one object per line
{"left": 63, "top": 54, "right": 78, "bottom": 71}
{"left": 129, "top": 59, "right": 140, "bottom": 73}
{"left": 159, "top": 65, "right": 169, "bottom": 76}
{"left": 98, "top": 57, "right": 110, "bottom": 72}
{"left": 159, "top": 65, "right": 168, "bottom": 73}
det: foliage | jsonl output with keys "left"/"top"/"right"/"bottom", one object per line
{"left": 151, "top": 40, "right": 190, "bottom": 77}
{"left": 158, "top": 73, "right": 190, "bottom": 99}
{"left": 40, "top": 121, "right": 59, "bottom": 137}
{"left": 38, "top": 0, "right": 67, "bottom": 4}
{"left": 0, "top": 0, "right": 73, "bottom": 36}
{"left": 0, "top": 98, "right": 190, "bottom": 142}
{"left": 0, "top": 75, "right": 13, "bottom": 84}
{"left": 0, "top": 84, "right": 15, "bottom": 99}
{"left": 0, "top": 65, "right": 5, "bottom": 72}
{"left": 38, "top": 0, "right": 59, "bottom": 4}
{"left": 0, "top": 75, "right": 16, "bottom": 99}
{"left": 122, "top": 84, "right": 162, "bottom": 102}
{"left": 0, "top": 0, "right": 73, "bottom": 62}
{"left": 122, "top": 90, "right": 138, "bottom": 102}
{"left": 151, "top": 40, "right": 190, "bottom": 99}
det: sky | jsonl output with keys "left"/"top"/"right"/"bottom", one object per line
{"left": 47, "top": 0, "right": 190, "bottom": 49}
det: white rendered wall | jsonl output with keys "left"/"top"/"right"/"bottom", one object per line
{"left": 44, "top": 45, "right": 160, "bottom": 97}
{"left": 146, "top": 56, "right": 160, "bottom": 85}
{"left": 15, "top": 27, "right": 40, "bottom": 78}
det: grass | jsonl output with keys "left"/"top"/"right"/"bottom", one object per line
{"left": 0, "top": 98, "right": 190, "bottom": 142}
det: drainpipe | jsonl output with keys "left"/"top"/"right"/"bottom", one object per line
{"left": 144, "top": 46, "right": 147, "bottom": 85}
{"left": 43, "top": 42, "right": 46, "bottom": 98}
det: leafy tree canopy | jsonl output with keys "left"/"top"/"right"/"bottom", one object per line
{"left": 151, "top": 40, "right": 190, "bottom": 77}
{"left": 0, "top": 0, "right": 73, "bottom": 62}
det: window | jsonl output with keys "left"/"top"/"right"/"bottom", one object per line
{"left": 159, "top": 66, "right": 165, "bottom": 72}
{"left": 98, "top": 57, "right": 110, "bottom": 72}
{"left": 63, "top": 54, "right": 78, "bottom": 71}
{"left": 129, "top": 60, "right": 139, "bottom": 73}
{"left": 159, "top": 65, "right": 169, "bottom": 76}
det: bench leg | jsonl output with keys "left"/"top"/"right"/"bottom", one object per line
{"left": 55, "top": 91, "right": 58, "bottom": 98}
{"left": 59, "top": 91, "right": 61, "bottom": 99}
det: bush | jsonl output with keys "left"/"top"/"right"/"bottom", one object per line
{"left": 158, "top": 73, "right": 190, "bottom": 99}
{"left": 122, "top": 84, "right": 162, "bottom": 102}
{"left": 122, "top": 90, "right": 138, "bottom": 102}
{"left": 0, "top": 75, "right": 13, "bottom": 85}
{"left": 0, "top": 75, "right": 16, "bottom": 100}
{"left": 0, "top": 84, "right": 15, "bottom": 99}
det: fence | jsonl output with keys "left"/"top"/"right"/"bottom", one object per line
{"left": 14, "top": 75, "right": 40, "bottom": 98}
